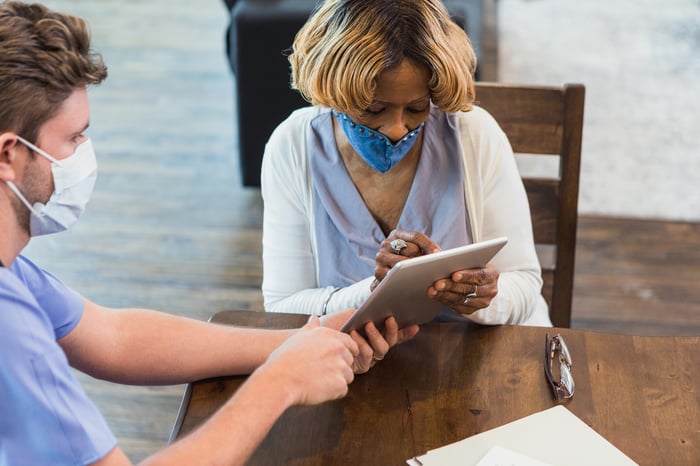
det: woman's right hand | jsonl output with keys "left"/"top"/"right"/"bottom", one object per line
{"left": 373, "top": 229, "right": 441, "bottom": 290}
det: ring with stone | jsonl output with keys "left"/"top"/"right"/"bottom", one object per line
{"left": 390, "top": 239, "right": 408, "bottom": 255}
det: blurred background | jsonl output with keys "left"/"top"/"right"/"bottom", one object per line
{"left": 24, "top": 0, "right": 700, "bottom": 461}
{"left": 500, "top": 0, "right": 700, "bottom": 221}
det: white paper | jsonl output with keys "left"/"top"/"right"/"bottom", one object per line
{"left": 407, "top": 406, "right": 638, "bottom": 466}
{"left": 476, "top": 445, "right": 551, "bottom": 466}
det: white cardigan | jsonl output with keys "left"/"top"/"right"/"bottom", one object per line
{"left": 261, "top": 106, "right": 551, "bottom": 326}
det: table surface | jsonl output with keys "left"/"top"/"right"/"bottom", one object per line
{"left": 170, "top": 311, "right": 699, "bottom": 465}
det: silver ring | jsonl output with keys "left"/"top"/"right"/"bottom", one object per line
{"left": 390, "top": 239, "right": 408, "bottom": 255}
{"left": 463, "top": 285, "right": 477, "bottom": 304}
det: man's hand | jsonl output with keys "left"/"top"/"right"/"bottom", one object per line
{"left": 262, "top": 317, "right": 358, "bottom": 406}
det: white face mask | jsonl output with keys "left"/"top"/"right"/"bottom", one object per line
{"left": 5, "top": 135, "right": 97, "bottom": 236}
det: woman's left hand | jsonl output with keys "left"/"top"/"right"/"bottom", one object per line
{"left": 321, "top": 311, "right": 419, "bottom": 373}
{"left": 427, "top": 264, "right": 500, "bottom": 314}
{"left": 349, "top": 316, "right": 419, "bottom": 373}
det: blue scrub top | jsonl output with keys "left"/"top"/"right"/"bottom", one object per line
{"left": 0, "top": 255, "right": 116, "bottom": 465}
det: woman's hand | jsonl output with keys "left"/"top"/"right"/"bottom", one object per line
{"left": 321, "top": 311, "right": 419, "bottom": 374}
{"left": 349, "top": 317, "right": 419, "bottom": 373}
{"left": 373, "top": 229, "right": 441, "bottom": 290}
{"left": 428, "top": 264, "right": 500, "bottom": 314}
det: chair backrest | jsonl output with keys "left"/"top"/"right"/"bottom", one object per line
{"left": 474, "top": 83, "right": 585, "bottom": 327}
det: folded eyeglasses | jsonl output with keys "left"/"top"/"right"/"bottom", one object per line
{"left": 544, "top": 333, "right": 575, "bottom": 400}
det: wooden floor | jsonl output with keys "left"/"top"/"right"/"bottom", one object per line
{"left": 21, "top": 0, "right": 700, "bottom": 462}
{"left": 573, "top": 216, "right": 700, "bottom": 336}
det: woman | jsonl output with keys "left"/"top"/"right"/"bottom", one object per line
{"left": 261, "top": 0, "right": 550, "bottom": 326}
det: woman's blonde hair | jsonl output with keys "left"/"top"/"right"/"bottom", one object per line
{"left": 289, "top": 0, "right": 477, "bottom": 114}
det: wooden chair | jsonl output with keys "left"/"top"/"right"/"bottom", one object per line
{"left": 474, "top": 83, "right": 585, "bottom": 327}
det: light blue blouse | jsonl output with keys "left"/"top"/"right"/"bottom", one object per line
{"left": 309, "top": 105, "right": 472, "bottom": 289}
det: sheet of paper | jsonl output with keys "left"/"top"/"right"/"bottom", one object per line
{"left": 476, "top": 445, "right": 551, "bottom": 466}
{"left": 407, "top": 406, "right": 638, "bottom": 466}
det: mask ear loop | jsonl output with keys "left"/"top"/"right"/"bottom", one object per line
{"left": 5, "top": 180, "right": 42, "bottom": 217}
{"left": 4, "top": 136, "right": 53, "bottom": 218}
{"left": 15, "top": 135, "right": 63, "bottom": 166}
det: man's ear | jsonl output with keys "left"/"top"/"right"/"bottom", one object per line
{"left": 0, "top": 133, "right": 20, "bottom": 182}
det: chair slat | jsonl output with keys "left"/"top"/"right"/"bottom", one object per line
{"left": 501, "top": 125, "right": 563, "bottom": 154}
{"left": 475, "top": 84, "right": 565, "bottom": 154}
{"left": 524, "top": 178, "right": 559, "bottom": 244}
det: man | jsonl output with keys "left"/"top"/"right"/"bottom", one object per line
{"left": 0, "top": 2, "right": 417, "bottom": 464}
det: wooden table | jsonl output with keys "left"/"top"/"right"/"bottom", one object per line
{"left": 170, "top": 311, "right": 699, "bottom": 465}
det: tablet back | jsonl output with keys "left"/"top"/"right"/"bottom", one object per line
{"left": 340, "top": 237, "right": 508, "bottom": 334}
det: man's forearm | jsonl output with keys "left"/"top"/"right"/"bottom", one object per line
{"left": 138, "top": 366, "right": 294, "bottom": 466}
{"left": 62, "top": 302, "right": 295, "bottom": 385}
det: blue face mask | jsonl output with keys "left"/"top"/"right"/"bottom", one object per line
{"left": 333, "top": 111, "right": 424, "bottom": 173}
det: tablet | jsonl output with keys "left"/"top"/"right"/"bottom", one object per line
{"left": 340, "top": 237, "right": 508, "bottom": 335}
